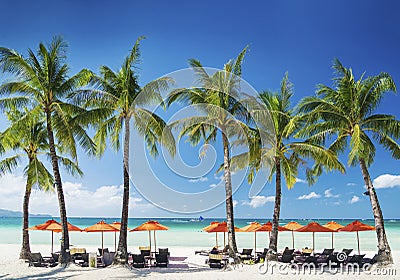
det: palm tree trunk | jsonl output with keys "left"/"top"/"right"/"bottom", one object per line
{"left": 359, "top": 158, "right": 392, "bottom": 264}
{"left": 115, "top": 116, "right": 130, "bottom": 264}
{"left": 19, "top": 173, "right": 32, "bottom": 260}
{"left": 45, "top": 110, "right": 70, "bottom": 265}
{"left": 222, "top": 130, "right": 238, "bottom": 258}
{"left": 267, "top": 157, "right": 281, "bottom": 261}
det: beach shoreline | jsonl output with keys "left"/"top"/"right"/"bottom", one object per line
{"left": 0, "top": 244, "right": 398, "bottom": 279}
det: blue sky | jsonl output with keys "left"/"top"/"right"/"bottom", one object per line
{"left": 0, "top": 0, "right": 399, "bottom": 219}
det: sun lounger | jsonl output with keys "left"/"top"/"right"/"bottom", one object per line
{"left": 28, "top": 253, "right": 57, "bottom": 267}
{"left": 155, "top": 253, "right": 168, "bottom": 267}
{"left": 103, "top": 251, "right": 115, "bottom": 267}
{"left": 208, "top": 254, "right": 224, "bottom": 269}
{"left": 131, "top": 253, "right": 145, "bottom": 268}
{"left": 315, "top": 248, "right": 334, "bottom": 257}
{"left": 239, "top": 249, "right": 253, "bottom": 261}
{"left": 294, "top": 255, "right": 318, "bottom": 267}
{"left": 362, "top": 254, "right": 378, "bottom": 265}
{"left": 158, "top": 248, "right": 170, "bottom": 257}
{"left": 341, "top": 248, "right": 353, "bottom": 256}
{"left": 278, "top": 254, "right": 294, "bottom": 263}
{"left": 344, "top": 254, "right": 365, "bottom": 266}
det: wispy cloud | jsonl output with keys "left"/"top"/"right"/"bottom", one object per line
{"left": 349, "top": 195, "right": 360, "bottom": 204}
{"left": 188, "top": 177, "right": 208, "bottom": 183}
{"left": 324, "top": 188, "right": 340, "bottom": 198}
{"left": 298, "top": 192, "right": 321, "bottom": 200}
{"left": 373, "top": 174, "right": 400, "bottom": 189}
{"left": 233, "top": 200, "right": 238, "bottom": 208}
{"left": 347, "top": 183, "right": 357, "bottom": 187}
{"left": 296, "top": 178, "right": 307, "bottom": 184}
{"left": 242, "top": 196, "right": 275, "bottom": 208}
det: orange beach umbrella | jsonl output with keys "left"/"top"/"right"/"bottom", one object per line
{"left": 109, "top": 222, "right": 130, "bottom": 252}
{"left": 324, "top": 221, "right": 344, "bottom": 249}
{"left": 240, "top": 222, "right": 261, "bottom": 255}
{"left": 202, "top": 222, "right": 220, "bottom": 247}
{"left": 130, "top": 221, "right": 168, "bottom": 252}
{"left": 27, "top": 219, "right": 82, "bottom": 253}
{"left": 282, "top": 221, "right": 303, "bottom": 249}
{"left": 296, "top": 222, "right": 335, "bottom": 250}
{"left": 205, "top": 222, "right": 243, "bottom": 248}
{"left": 339, "top": 220, "right": 375, "bottom": 254}
{"left": 84, "top": 220, "right": 118, "bottom": 255}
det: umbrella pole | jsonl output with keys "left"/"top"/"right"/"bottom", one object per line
{"left": 224, "top": 232, "right": 226, "bottom": 247}
{"left": 292, "top": 231, "right": 294, "bottom": 249}
{"left": 357, "top": 231, "right": 360, "bottom": 254}
{"left": 215, "top": 233, "right": 218, "bottom": 248}
{"left": 149, "top": 231, "right": 152, "bottom": 252}
{"left": 154, "top": 230, "right": 157, "bottom": 252}
{"left": 102, "top": 231, "right": 104, "bottom": 256}
{"left": 51, "top": 231, "right": 54, "bottom": 254}
{"left": 254, "top": 232, "right": 257, "bottom": 258}
{"left": 331, "top": 232, "right": 334, "bottom": 249}
{"left": 312, "top": 232, "right": 315, "bottom": 250}
{"left": 114, "top": 232, "right": 117, "bottom": 252}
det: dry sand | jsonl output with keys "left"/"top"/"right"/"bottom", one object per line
{"left": 0, "top": 244, "right": 398, "bottom": 279}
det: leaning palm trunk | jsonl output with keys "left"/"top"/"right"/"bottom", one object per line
{"left": 267, "top": 157, "right": 281, "bottom": 261}
{"left": 222, "top": 131, "right": 238, "bottom": 258}
{"left": 46, "top": 112, "right": 70, "bottom": 264}
{"left": 19, "top": 174, "right": 32, "bottom": 260}
{"left": 115, "top": 117, "right": 131, "bottom": 264}
{"left": 359, "top": 159, "right": 393, "bottom": 264}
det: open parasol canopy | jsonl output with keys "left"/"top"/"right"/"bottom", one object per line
{"left": 296, "top": 222, "right": 334, "bottom": 250}
{"left": 240, "top": 222, "right": 261, "bottom": 255}
{"left": 339, "top": 220, "right": 375, "bottom": 254}
{"left": 282, "top": 221, "right": 303, "bottom": 249}
{"left": 84, "top": 220, "right": 118, "bottom": 255}
{"left": 202, "top": 221, "right": 221, "bottom": 247}
{"left": 323, "top": 221, "right": 344, "bottom": 249}
{"left": 204, "top": 222, "right": 242, "bottom": 248}
{"left": 130, "top": 220, "right": 168, "bottom": 252}
{"left": 27, "top": 219, "right": 82, "bottom": 253}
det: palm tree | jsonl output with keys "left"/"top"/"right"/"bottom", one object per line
{"left": 71, "top": 37, "right": 175, "bottom": 264}
{"left": 297, "top": 59, "right": 399, "bottom": 264}
{"left": 0, "top": 109, "right": 82, "bottom": 260}
{"left": 258, "top": 73, "right": 344, "bottom": 260}
{"left": 231, "top": 73, "right": 345, "bottom": 261}
{"left": 0, "top": 36, "right": 95, "bottom": 264}
{"left": 167, "top": 47, "right": 250, "bottom": 258}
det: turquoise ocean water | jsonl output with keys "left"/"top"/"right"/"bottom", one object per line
{"left": 1, "top": 217, "right": 399, "bottom": 252}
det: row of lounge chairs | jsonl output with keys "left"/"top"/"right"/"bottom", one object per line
{"left": 129, "top": 247, "right": 170, "bottom": 268}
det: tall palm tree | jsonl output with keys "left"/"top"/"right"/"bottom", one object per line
{"left": 167, "top": 47, "right": 250, "bottom": 258}
{"left": 258, "top": 74, "right": 344, "bottom": 260}
{"left": 0, "top": 109, "right": 82, "bottom": 260}
{"left": 297, "top": 59, "right": 399, "bottom": 264}
{"left": 0, "top": 36, "right": 95, "bottom": 264}
{"left": 231, "top": 73, "right": 345, "bottom": 261}
{"left": 71, "top": 37, "right": 175, "bottom": 264}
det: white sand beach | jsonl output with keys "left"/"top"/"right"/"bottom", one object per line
{"left": 0, "top": 244, "right": 398, "bottom": 279}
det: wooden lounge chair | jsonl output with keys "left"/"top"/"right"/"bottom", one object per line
{"left": 315, "top": 248, "right": 334, "bottom": 257}
{"left": 155, "top": 253, "right": 168, "bottom": 267}
{"left": 294, "top": 255, "right": 318, "bottom": 267}
{"left": 362, "top": 254, "right": 378, "bottom": 265}
{"left": 344, "top": 254, "right": 365, "bottom": 266}
{"left": 208, "top": 254, "right": 224, "bottom": 269}
{"left": 28, "top": 253, "right": 57, "bottom": 267}
{"left": 278, "top": 254, "right": 294, "bottom": 263}
{"left": 131, "top": 254, "right": 145, "bottom": 268}
{"left": 239, "top": 249, "right": 253, "bottom": 261}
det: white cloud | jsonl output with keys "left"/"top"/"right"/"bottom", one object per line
{"left": 347, "top": 183, "right": 357, "bottom": 187}
{"left": 373, "top": 174, "right": 400, "bottom": 189}
{"left": 298, "top": 192, "right": 321, "bottom": 200}
{"left": 349, "top": 195, "right": 360, "bottom": 204}
{"left": 188, "top": 177, "right": 208, "bottom": 183}
{"left": 296, "top": 178, "right": 307, "bottom": 184}
{"left": 324, "top": 188, "right": 340, "bottom": 198}
{"left": 0, "top": 173, "right": 153, "bottom": 217}
{"left": 242, "top": 196, "right": 275, "bottom": 208}
{"left": 233, "top": 200, "right": 238, "bottom": 208}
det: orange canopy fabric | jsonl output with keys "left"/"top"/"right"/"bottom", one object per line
{"left": 283, "top": 221, "right": 303, "bottom": 231}
{"left": 256, "top": 221, "right": 291, "bottom": 232}
{"left": 202, "top": 221, "right": 220, "bottom": 232}
{"left": 296, "top": 222, "right": 335, "bottom": 232}
{"left": 339, "top": 220, "right": 375, "bottom": 232}
{"left": 240, "top": 222, "right": 261, "bottom": 232}
{"left": 84, "top": 220, "right": 119, "bottom": 232}
{"left": 324, "top": 221, "right": 344, "bottom": 231}
{"left": 205, "top": 222, "right": 243, "bottom": 233}
{"left": 27, "top": 219, "right": 82, "bottom": 232}
{"left": 130, "top": 220, "right": 169, "bottom": 232}
{"left": 110, "top": 221, "right": 130, "bottom": 231}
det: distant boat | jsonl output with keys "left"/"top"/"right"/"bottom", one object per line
{"left": 190, "top": 216, "right": 204, "bottom": 222}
